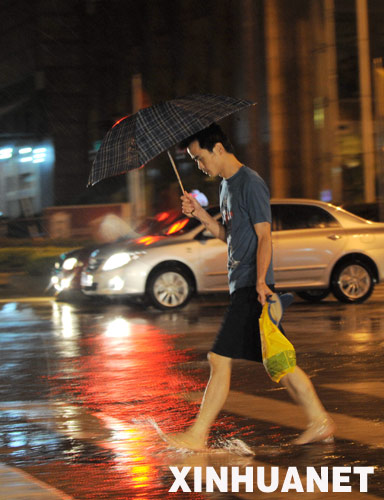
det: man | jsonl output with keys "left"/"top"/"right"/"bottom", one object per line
{"left": 165, "top": 123, "right": 335, "bottom": 451}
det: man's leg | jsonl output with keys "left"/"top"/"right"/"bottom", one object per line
{"left": 280, "top": 365, "right": 335, "bottom": 444}
{"left": 165, "top": 352, "right": 232, "bottom": 451}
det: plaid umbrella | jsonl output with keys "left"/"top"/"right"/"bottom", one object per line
{"left": 87, "top": 94, "right": 255, "bottom": 188}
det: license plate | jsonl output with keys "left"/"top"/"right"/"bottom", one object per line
{"left": 81, "top": 273, "right": 93, "bottom": 287}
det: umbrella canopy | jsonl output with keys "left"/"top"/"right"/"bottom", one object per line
{"left": 88, "top": 94, "right": 255, "bottom": 187}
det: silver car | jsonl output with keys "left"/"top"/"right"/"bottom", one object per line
{"left": 81, "top": 199, "right": 384, "bottom": 309}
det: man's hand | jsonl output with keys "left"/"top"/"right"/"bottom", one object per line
{"left": 181, "top": 191, "right": 203, "bottom": 218}
{"left": 254, "top": 221, "right": 273, "bottom": 305}
{"left": 256, "top": 281, "right": 274, "bottom": 306}
{"left": 181, "top": 192, "right": 226, "bottom": 242}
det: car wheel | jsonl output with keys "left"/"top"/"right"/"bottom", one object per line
{"left": 297, "top": 289, "right": 329, "bottom": 302}
{"left": 147, "top": 266, "right": 193, "bottom": 310}
{"left": 331, "top": 260, "right": 374, "bottom": 303}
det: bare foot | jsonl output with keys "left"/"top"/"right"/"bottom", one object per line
{"left": 162, "top": 431, "right": 208, "bottom": 452}
{"left": 293, "top": 416, "right": 336, "bottom": 445}
{"left": 149, "top": 419, "right": 207, "bottom": 452}
{"left": 162, "top": 434, "right": 256, "bottom": 456}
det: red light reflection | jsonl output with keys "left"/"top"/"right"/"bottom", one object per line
{"left": 71, "top": 320, "right": 198, "bottom": 421}
{"left": 48, "top": 314, "right": 204, "bottom": 498}
{"left": 155, "top": 211, "right": 170, "bottom": 221}
{"left": 136, "top": 235, "right": 161, "bottom": 245}
{"left": 166, "top": 218, "right": 189, "bottom": 235}
{"left": 112, "top": 115, "right": 129, "bottom": 128}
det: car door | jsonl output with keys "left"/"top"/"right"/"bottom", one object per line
{"left": 272, "top": 203, "right": 347, "bottom": 288}
{"left": 194, "top": 228, "right": 228, "bottom": 291}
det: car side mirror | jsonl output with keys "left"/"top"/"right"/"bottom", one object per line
{"left": 195, "top": 229, "right": 214, "bottom": 240}
{"left": 203, "top": 229, "right": 214, "bottom": 239}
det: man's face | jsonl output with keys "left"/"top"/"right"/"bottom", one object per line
{"left": 187, "top": 140, "right": 221, "bottom": 177}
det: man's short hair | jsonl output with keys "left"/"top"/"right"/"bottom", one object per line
{"left": 179, "top": 123, "right": 234, "bottom": 154}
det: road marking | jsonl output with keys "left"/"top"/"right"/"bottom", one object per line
{"left": 5, "top": 383, "right": 384, "bottom": 449}
{"left": 1, "top": 399, "right": 382, "bottom": 499}
{"left": 0, "top": 463, "right": 74, "bottom": 500}
{"left": 187, "top": 390, "right": 384, "bottom": 447}
{"left": 321, "top": 382, "right": 384, "bottom": 400}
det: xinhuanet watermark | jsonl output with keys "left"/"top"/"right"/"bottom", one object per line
{"left": 168, "top": 465, "right": 375, "bottom": 493}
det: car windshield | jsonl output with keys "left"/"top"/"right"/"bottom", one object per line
{"left": 159, "top": 206, "right": 221, "bottom": 236}
{"left": 133, "top": 210, "right": 182, "bottom": 235}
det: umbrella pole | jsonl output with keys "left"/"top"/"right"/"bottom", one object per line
{"left": 167, "top": 150, "right": 185, "bottom": 193}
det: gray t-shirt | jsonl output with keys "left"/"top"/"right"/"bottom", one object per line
{"left": 219, "top": 165, "right": 274, "bottom": 294}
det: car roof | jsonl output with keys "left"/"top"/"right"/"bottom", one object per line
{"left": 271, "top": 198, "right": 336, "bottom": 208}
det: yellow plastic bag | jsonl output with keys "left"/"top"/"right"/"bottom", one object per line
{"left": 259, "top": 298, "right": 296, "bottom": 383}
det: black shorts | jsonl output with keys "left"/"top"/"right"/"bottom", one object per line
{"left": 211, "top": 286, "right": 280, "bottom": 363}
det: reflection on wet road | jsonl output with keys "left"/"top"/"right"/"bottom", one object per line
{"left": 1, "top": 287, "right": 384, "bottom": 499}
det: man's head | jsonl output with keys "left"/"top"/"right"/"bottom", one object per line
{"left": 180, "top": 123, "right": 234, "bottom": 154}
{"left": 179, "top": 123, "right": 235, "bottom": 177}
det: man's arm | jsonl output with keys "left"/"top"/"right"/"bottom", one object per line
{"left": 181, "top": 192, "right": 226, "bottom": 242}
{"left": 254, "top": 221, "right": 273, "bottom": 305}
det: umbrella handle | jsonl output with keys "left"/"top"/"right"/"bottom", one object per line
{"left": 167, "top": 151, "right": 185, "bottom": 193}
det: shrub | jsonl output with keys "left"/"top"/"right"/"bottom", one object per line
{"left": 0, "top": 246, "right": 80, "bottom": 275}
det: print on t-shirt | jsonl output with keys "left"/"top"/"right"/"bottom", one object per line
{"left": 221, "top": 189, "right": 239, "bottom": 273}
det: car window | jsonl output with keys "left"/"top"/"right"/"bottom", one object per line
{"left": 271, "top": 205, "right": 279, "bottom": 232}
{"left": 273, "top": 204, "right": 340, "bottom": 230}
{"left": 340, "top": 204, "right": 379, "bottom": 223}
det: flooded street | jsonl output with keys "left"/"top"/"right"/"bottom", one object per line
{"left": 1, "top": 287, "right": 384, "bottom": 499}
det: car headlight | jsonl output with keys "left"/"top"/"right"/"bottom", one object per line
{"left": 62, "top": 257, "right": 78, "bottom": 270}
{"left": 102, "top": 252, "right": 132, "bottom": 271}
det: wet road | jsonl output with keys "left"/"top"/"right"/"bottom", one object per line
{"left": 1, "top": 286, "right": 384, "bottom": 499}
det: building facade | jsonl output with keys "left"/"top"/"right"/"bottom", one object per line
{"left": 1, "top": 0, "right": 383, "bottom": 218}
